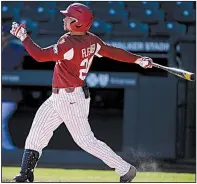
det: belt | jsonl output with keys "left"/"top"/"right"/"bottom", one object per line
{"left": 52, "top": 87, "right": 75, "bottom": 94}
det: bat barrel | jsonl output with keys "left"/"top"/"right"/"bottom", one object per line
{"left": 152, "top": 62, "right": 195, "bottom": 81}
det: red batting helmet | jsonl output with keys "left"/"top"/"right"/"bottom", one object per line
{"left": 60, "top": 3, "right": 94, "bottom": 32}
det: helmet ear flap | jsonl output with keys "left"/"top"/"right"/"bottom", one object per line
{"left": 70, "top": 21, "right": 81, "bottom": 30}
{"left": 70, "top": 20, "right": 82, "bottom": 30}
{"left": 69, "top": 17, "right": 80, "bottom": 31}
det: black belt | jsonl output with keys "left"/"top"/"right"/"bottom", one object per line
{"left": 52, "top": 85, "right": 90, "bottom": 99}
{"left": 52, "top": 87, "right": 75, "bottom": 94}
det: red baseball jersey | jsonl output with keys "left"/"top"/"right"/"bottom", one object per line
{"left": 22, "top": 32, "right": 141, "bottom": 88}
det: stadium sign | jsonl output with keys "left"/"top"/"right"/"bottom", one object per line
{"left": 106, "top": 41, "right": 170, "bottom": 52}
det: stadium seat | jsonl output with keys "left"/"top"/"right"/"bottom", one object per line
{"left": 161, "top": 1, "right": 194, "bottom": 17}
{"left": 56, "top": 1, "right": 74, "bottom": 11}
{"left": 150, "top": 22, "right": 187, "bottom": 37}
{"left": 20, "top": 6, "right": 55, "bottom": 22}
{"left": 91, "top": 1, "right": 125, "bottom": 11}
{"left": 78, "top": 1, "right": 92, "bottom": 7}
{"left": 2, "top": 2, "right": 22, "bottom": 20}
{"left": 173, "top": 9, "right": 196, "bottom": 23}
{"left": 128, "top": 8, "right": 164, "bottom": 24}
{"left": 89, "top": 19, "right": 112, "bottom": 37}
{"left": 23, "top": 2, "right": 56, "bottom": 9}
{"left": 56, "top": 2, "right": 92, "bottom": 11}
{"left": 36, "top": 9, "right": 65, "bottom": 36}
{"left": 161, "top": 2, "right": 194, "bottom": 23}
{"left": 93, "top": 8, "right": 128, "bottom": 24}
{"left": 166, "top": 8, "right": 196, "bottom": 23}
{"left": 112, "top": 21, "right": 149, "bottom": 37}
{"left": 2, "top": 4, "right": 14, "bottom": 19}
{"left": 126, "top": 2, "right": 160, "bottom": 10}
{"left": 37, "top": 21, "right": 64, "bottom": 36}
{"left": 106, "top": 1, "right": 125, "bottom": 9}
{"left": 2, "top": 1, "right": 23, "bottom": 9}
{"left": 91, "top": 2, "right": 126, "bottom": 23}
{"left": 161, "top": 2, "right": 193, "bottom": 11}
{"left": 188, "top": 25, "right": 196, "bottom": 36}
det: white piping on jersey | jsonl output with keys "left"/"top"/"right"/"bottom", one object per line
{"left": 53, "top": 44, "right": 58, "bottom": 54}
{"left": 95, "top": 43, "right": 103, "bottom": 58}
{"left": 64, "top": 48, "right": 74, "bottom": 60}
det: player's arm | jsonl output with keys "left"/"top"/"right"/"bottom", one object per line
{"left": 96, "top": 38, "right": 153, "bottom": 68}
{"left": 10, "top": 22, "right": 63, "bottom": 62}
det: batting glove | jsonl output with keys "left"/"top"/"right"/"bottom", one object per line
{"left": 135, "top": 57, "right": 153, "bottom": 68}
{"left": 10, "top": 22, "right": 27, "bottom": 42}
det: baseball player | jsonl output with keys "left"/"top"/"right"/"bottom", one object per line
{"left": 10, "top": 3, "right": 153, "bottom": 182}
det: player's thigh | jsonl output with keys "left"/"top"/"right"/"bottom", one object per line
{"left": 66, "top": 101, "right": 92, "bottom": 141}
{"left": 55, "top": 96, "right": 90, "bottom": 121}
{"left": 27, "top": 97, "right": 63, "bottom": 142}
{"left": 56, "top": 97, "right": 91, "bottom": 140}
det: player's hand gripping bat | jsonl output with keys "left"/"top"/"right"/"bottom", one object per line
{"left": 152, "top": 62, "right": 196, "bottom": 81}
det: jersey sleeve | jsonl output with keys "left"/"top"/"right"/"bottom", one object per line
{"left": 22, "top": 35, "right": 72, "bottom": 62}
{"left": 95, "top": 36, "right": 142, "bottom": 63}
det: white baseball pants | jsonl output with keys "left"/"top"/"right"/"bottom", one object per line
{"left": 25, "top": 87, "right": 131, "bottom": 176}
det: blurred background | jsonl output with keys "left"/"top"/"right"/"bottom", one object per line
{"left": 1, "top": 0, "right": 196, "bottom": 175}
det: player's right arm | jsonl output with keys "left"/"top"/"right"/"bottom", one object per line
{"left": 10, "top": 22, "right": 67, "bottom": 62}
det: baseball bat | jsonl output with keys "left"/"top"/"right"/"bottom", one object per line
{"left": 152, "top": 62, "right": 196, "bottom": 81}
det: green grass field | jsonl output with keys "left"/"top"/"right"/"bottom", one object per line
{"left": 2, "top": 167, "right": 195, "bottom": 182}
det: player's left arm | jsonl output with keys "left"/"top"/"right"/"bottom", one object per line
{"left": 10, "top": 22, "right": 64, "bottom": 62}
{"left": 96, "top": 37, "right": 153, "bottom": 69}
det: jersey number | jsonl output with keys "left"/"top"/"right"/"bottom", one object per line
{"left": 79, "top": 56, "right": 94, "bottom": 80}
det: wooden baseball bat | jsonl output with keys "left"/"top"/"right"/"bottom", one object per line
{"left": 152, "top": 62, "right": 195, "bottom": 81}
